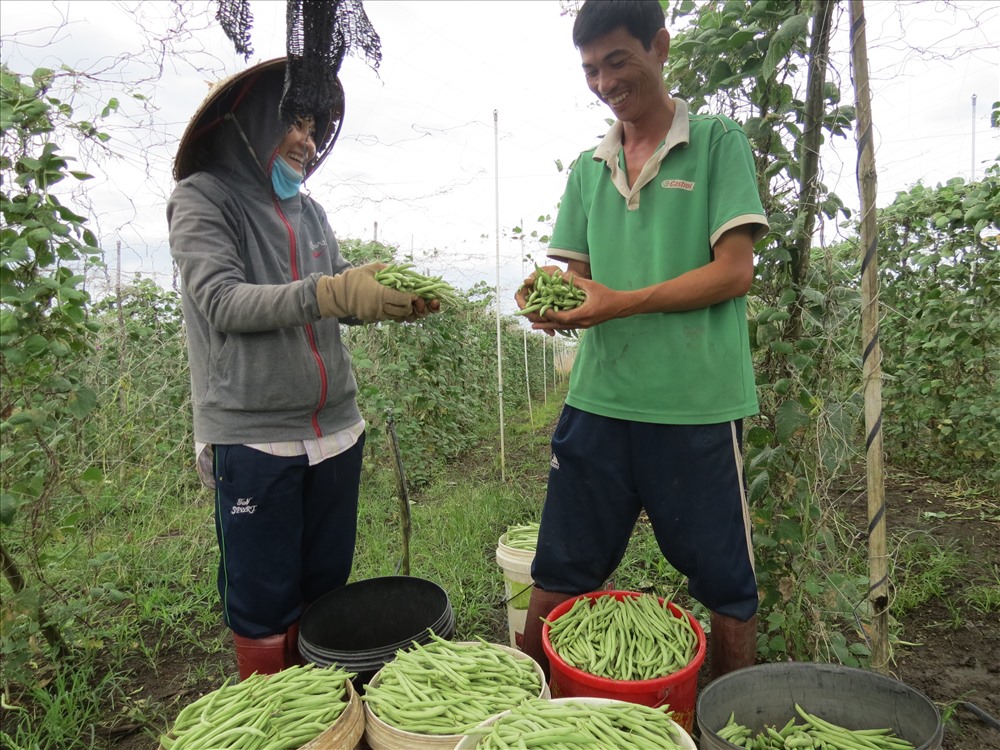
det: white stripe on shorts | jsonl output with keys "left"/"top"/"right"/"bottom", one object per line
{"left": 730, "top": 420, "right": 757, "bottom": 577}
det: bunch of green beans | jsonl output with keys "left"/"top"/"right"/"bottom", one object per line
{"left": 716, "top": 705, "right": 916, "bottom": 750}
{"left": 515, "top": 266, "right": 586, "bottom": 338}
{"left": 159, "top": 664, "right": 354, "bottom": 750}
{"left": 503, "top": 522, "right": 540, "bottom": 552}
{"left": 515, "top": 267, "right": 586, "bottom": 317}
{"left": 465, "top": 697, "right": 692, "bottom": 750}
{"left": 362, "top": 635, "right": 542, "bottom": 735}
{"left": 374, "top": 262, "right": 462, "bottom": 307}
{"left": 544, "top": 593, "right": 698, "bottom": 682}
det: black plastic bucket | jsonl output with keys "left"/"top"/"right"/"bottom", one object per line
{"left": 298, "top": 576, "right": 455, "bottom": 689}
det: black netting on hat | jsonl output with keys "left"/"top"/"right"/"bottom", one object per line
{"left": 216, "top": 0, "right": 254, "bottom": 60}
{"left": 280, "top": 0, "right": 381, "bottom": 126}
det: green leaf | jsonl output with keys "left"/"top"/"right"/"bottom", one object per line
{"left": 748, "top": 470, "right": 770, "bottom": 504}
{"left": 0, "top": 310, "right": 18, "bottom": 335}
{"left": 775, "top": 399, "right": 811, "bottom": 443}
{"left": 29, "top": 227, "right": 53, "bottom": 243}
{"left": 741, "top": 116, "right": 766, "bottom": 140}
{"left": 0, "top": 494, "right": 19, "bottom": 525}
{"left": 762, "top": 14, "right": 808, "bottom": 80}
{"left": 5, "top": 409, "right": 41, "bottom": 427}
{"left": 65, "top": 387, "right": 97, "bottom": 419}
{"left": 23, "top": 333, "right": 48, "bottom": 355}
{"left": 768, "top": 340, "right": 793, "bottom": 355}
{"left": 849, "top": 641, "right": 871, "bottom": 656}
{"left": 31, "top": 67, "right": 55, "bottom": 86}
{"left": 2, "top": 238, "right": 31, "bottom": 264}
{"left": 728, "top": 29, "right": 758, "bottom": 49}
{"left": 50, "top": 376, "right": 73, "bottom": 392}
{"left": 778, "top": 287, "right": 797, "bottom": 307}
{"left": 80, "top": 466, "right": 104, "bottom": 482}
{"left": 778, "top": 519, "right": 804, "bottom": 544}
{"left": 745, "top": 425, "right": 774, "bottom": 447}
{"left": 3, "top": 348, "right": 27, "bottom": 365}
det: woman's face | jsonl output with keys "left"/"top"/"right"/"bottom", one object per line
{"left": 277, "top": 117, "right": 317, "bottom": 174}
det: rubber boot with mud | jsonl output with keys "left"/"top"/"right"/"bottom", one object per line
{"left": 708, "top": 612, "right": 758, "bottom": 680}
{"left": 285, "top": 621, "right": 306, "bottom": 667}
{"left": 233, "top": 631, "right": 288, "bottom": 680}
{"left": 520, "top": 586, "right": 576, "bottom": 681}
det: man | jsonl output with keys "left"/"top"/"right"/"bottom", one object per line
{"left": 515, "top": 0, "right": 769, "bottom": 681}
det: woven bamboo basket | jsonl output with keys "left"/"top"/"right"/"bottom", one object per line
{"left": 158, "top": 674, "right": 364, "bottom": 750}
{"left": 298, "top": 678, "right": 365, "bottom": 749}
{"left": 362, "top": 642, "right": 549, "bottom": 750}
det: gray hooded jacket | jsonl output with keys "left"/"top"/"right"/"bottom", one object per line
{"left": 167, "top": 68, "right": 361, "bottom": 445}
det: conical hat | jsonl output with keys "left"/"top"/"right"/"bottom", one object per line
{"left": 172, "top": 57, "right": 344, "bottom": 182}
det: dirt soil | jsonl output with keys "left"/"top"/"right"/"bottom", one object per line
{"left": 109, "top": 465, "right": 999, "bottom": 750}
{"left": 829, "top": 467, "right": 1000, "bottom": 750}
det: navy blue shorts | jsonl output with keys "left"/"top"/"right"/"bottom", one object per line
{"left": 213, "top": 435, "right": 365, "bottom": 638}
{"left": 531, "top": 406, "right": 758, "bottom": 620}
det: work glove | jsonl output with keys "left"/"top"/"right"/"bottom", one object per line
{"left": 316, "top": 264, "right": 414, "bottom": 322}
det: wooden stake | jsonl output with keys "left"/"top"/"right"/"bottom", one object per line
{"left": 385, "top": 409, "right": 410, "bottom": 576}
{"left": 849, "top": 0, "right": 890, "bottom": 674}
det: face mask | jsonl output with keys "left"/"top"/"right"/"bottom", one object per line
{"left": 271, "top": 156, "right": 303, "bottom": 199}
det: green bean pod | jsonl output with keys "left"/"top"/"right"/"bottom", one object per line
{"left": 503, "top": 522, "right": 540, "bottom": 552}
{"left": 515, "top": 266, "right": 586, "bottom": 339}
{"left": 545, "top": 593, "right": 698, "bottom": 682}
{"left": 714, "top": 706, "right": 916, "bottom": 750}
{"left": 362, "top": 635, "right": 543, "bottom": 735}
{"left": 159, "top": 664, "right": 355, "bottom": 750}
{"left": 374, "top": 263, "right": 463, "bottom": 307}
{"left": 465, "top": 697, "right": 692, "bottom": 749}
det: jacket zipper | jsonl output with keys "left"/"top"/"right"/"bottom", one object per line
{"left": 273, "top": 196, "right": 328, "bottom": 438}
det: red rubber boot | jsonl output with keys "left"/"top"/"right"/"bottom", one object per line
{"left": 519, "top": 587, "right": 576, "bottom": 682}
{"left": 708, "top": 612, "right": 758, "bottom": 680}
{"left": 233, "top": 631, "right": 288, "bottom": 680}
{"left": 285, "top": 621, "right": 306, "bottom": 667}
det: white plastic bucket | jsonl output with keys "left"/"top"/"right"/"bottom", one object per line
{"left": 495, "top": 534, "right": 535, "bottom": 649}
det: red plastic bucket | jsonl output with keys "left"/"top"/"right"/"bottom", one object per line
{"left": 541, "top": 590, "right": 707, "bottom": 733}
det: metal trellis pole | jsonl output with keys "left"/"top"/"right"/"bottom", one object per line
{"left": 542, "top": 330, "right": 548, "bottom": 403}
{"left": 520, "top": 223, "right": 534, "bottom": 427}
{"left": 494, "top": 109, "right": 506, "bottom": 480}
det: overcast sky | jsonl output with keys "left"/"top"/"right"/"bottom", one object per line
{"left": 2, "top": 0, "right": 998, "bottom": 306}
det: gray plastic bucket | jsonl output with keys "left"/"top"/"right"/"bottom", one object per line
{"left": 697, "top": 662, "right": 943, "bottom": 750}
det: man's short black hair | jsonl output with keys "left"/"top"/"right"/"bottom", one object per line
{"left": 572, "top": 0, "right": 666, "bottom": 51}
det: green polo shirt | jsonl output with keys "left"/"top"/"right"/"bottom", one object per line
{"left": 549, "top": 100, "right": 768, "bottom": 424}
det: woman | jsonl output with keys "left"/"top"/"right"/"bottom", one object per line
{"left": 168, "top": 58, "right": 430, "bottom": 678}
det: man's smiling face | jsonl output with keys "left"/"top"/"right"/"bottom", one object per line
{"left": 579, "top": 25, "right": 670, "bottom": 125}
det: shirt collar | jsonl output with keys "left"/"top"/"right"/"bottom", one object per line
{"left": 592, "top": 98, "right": 691, "bottom": 165}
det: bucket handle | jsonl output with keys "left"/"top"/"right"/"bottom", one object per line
{"left": 501, "top": 582, "right": 534, "bottom": 607}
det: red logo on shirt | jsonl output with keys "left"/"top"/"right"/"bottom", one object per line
{"left": 661, "top": 179, "right": 695, "bottom": 191}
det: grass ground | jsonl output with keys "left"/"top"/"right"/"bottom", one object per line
{"left": 3, "top": 390, "right": 998, "bottom": 749}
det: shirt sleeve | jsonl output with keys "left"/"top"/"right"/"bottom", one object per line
{"left": 547, "top": 159, "right": 592, "bottom": 265}
{"left": 707, "top": 122, "right": 769, "bottom": 247}
{"left": 167, "top": 176, "right": 322, "bottom": 334}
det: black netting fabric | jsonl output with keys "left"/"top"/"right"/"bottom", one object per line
{"left": 280, "top": 0, "right": 382, "bottom": 126}
{"left": 215, "top": 0, "right": 381, "bottom": 128}
{"left": 216, "top": 0, "right": 254, "bottom": 60}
